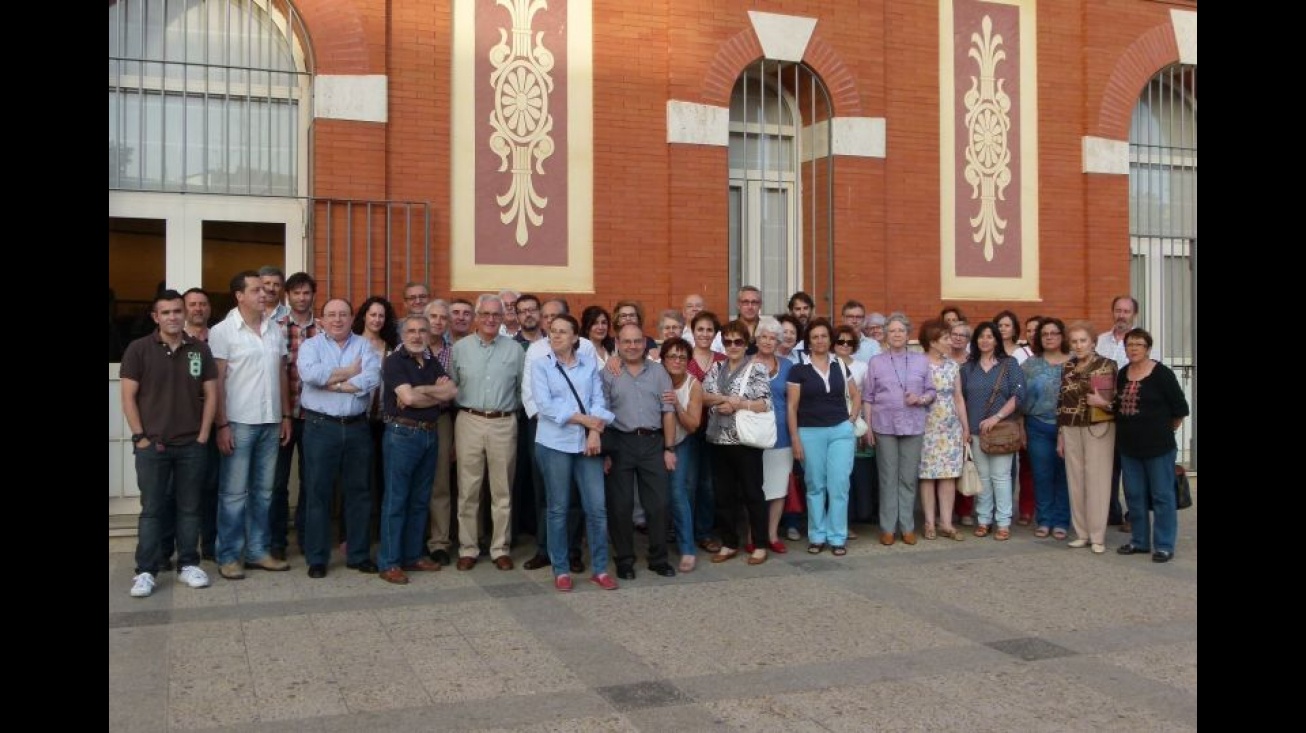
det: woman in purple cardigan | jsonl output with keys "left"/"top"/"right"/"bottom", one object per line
{"left": 861, "top": 313, "right": 935, "bottom": 546}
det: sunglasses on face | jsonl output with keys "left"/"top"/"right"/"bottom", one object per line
{"left": 835, "top": 339, "right": 857, "bottom": 346}
{"left": 721, "top": 337, "right": 748, "bottom": 348}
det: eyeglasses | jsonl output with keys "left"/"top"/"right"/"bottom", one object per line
{"left": 404, "top": 294, "right": 429, "bottom": 302}
{"left": 738, "top": 299, "right": 761, "bottom": 306}
{"left": 1041, "top": 331, "right": 1062, "bottom": 337}
{"left": 663, "top": 353, "right": 688, "bottom": 361}
{"left": 835, "top": 339, "right": 857, "bottom": 346}
{"left": 721, "top": 337, "right": 748, "bottom": 347}
{"left": 516, "top": 306, "right": 539, "bottom": 315}
{"left": 476, "top": 311, "right": 503, "bottom": 319}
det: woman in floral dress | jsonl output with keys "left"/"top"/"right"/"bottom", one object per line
{"left": 918, "top": 321, "right": 969, "bottom": 540}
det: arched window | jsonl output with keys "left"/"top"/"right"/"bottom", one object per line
{"left": 728, "top": 61, "right": 833, "bottom": 315}
{"left": 1128, "top": 62, "right": 1196, "bottom": 465}
{"left": 108, "top": 0, "right": 312, "bottom": 195}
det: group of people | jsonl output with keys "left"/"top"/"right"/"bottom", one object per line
{"left": 122, "top": 274, "right": 1190, "bottom": 598}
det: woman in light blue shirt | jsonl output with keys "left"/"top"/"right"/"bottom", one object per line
{"left": 532, "top": 314, "right": 618, "bottom": 592}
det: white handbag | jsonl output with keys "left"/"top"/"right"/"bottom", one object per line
{"left": 734, "top": 408, "right": 777, "bottom": 449}
{"left": 842, "top": 361, "right": 869, "bottom": 438}
{"left": 959, "top": 443, "right": 982, "bottom": 497}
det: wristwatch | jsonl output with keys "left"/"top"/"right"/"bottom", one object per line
{"left": 131, "top": 433, "right": 146, "bottom": 443}
{"left": 664, "top": 445, "right": 675, "bottom": 452}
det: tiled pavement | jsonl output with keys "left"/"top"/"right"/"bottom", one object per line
{"left": 109, "top": 492, "right": 1197, "bottom": 731}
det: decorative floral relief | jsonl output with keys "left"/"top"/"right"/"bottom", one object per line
{"left": 488, "top": 0, "right": 555, "bottom": 246}
{"left": 963, "top": 15, "right": 1012, "bottom": 262}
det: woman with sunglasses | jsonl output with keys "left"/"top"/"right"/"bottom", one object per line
{"left": 702, "top": 320, "right": 773, "bottom": 565}
{"left": 862, "top": 313, "right": 933, "bottom": 546}
{"left": 787, "top": 318, "right": 858, "bottom": 556}
{"left": 833, "top": 325, "right": 872, "bottom": 536}
{"left": 1022, "top": 317, "right": 1072, "bottom": 541}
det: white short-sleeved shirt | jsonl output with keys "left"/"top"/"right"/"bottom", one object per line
{"left": 209, "top": 308, "right": 287, "bottom": 425}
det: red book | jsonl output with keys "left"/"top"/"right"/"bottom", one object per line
{"left": 1089, "top": 374, "right": 1115, "bottom": 423}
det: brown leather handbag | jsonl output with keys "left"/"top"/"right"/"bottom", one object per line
{"left": 978, "top": 360, "right": 1022, "bottom": 455}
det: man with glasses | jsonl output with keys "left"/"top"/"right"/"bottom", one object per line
{"left": 518, "top": 298, "right": 595, "bottom": 572}
{"left": 402, "top": 283, "right": 431, "bottom": 319}
{"left": 710, "top": 286, "right": 764, "bottom": 354}
{"left": 498, "top": 289, "right": 522, "bottom": 339}
{"left": 449, "top": 294, "right": 525, "bottom": 570}
{"left": 841, "top": 300, "right": 882, "bottom": 363}
{"left": 1097, "top": 295, "right": 1140, "bottom": 532}
{"left": 613, "top": 300, "right": 659, "bottom": 358}
{"left": 512, "top": 294, "right": 544, "bottom": 345}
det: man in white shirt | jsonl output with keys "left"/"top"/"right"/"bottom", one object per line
{"left": 1096, "top": 295, "right": 1138, "bottom": 530}
{"left": 210, "top": 271, "right": 292, "bottom": 581}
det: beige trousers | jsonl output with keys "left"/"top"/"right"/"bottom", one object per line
{"left": 1062, "top": 424, "right": 1115, "bottom": 545}
{"left": 455, "top": 412, "right": 517, "bottom": 559}
{"left": 425, "top": 411, "right": 455, "bottom": 553}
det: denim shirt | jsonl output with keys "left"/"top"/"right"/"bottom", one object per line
{"left": 533, "top": 351, "right": 615, "bottom": 454}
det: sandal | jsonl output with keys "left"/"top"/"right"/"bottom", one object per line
{"left": 1033, "top": 526, "right": 1050, "bottom": 538}
{"left": 709, "top": 548, "right": 738, "bottom": 563}
{"left": 807, "top": 542, "right": 826, "bottom": 554}
{"left": 1017, "top": 514, "right": 1033, "bottom": 526}
{"left": 831, "top": 545, "right": 847, "bottom": 557}
{"left": 1052, "top": 528, "right": 1068, "bottom": 541}
{"left": 678, "top": 555, "right": 697, "bottom": 573}
{"left": 938, "top": 527, "right": 965, "bottom": 542}
{"left": 698, "top": 538, "right": 722, "bottom": 553}
{"left": 923, "top": 523, "right": 938, "bottom": 541}
{"left": 973, "top": 525, "right": 991, "bottom": 538}
{"left": 994, "top": 527, "right": 1011, "bottom": 541}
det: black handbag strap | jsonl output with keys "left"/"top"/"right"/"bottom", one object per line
{"left": 555, "top": 360, "right": 586, "bottom": 415}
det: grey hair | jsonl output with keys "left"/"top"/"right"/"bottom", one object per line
{"left": 498, "top": 289, "right": 520, "bottom": 300}
{"left": 400, "top": 314, "right": 431, "bottom": 331}
{"left": 475, "top": 293, "right": 503, "bottom": 311}
{"left": 659, "top": 309, "right": 685, "bottom": 327}
{"left": 886, "top": 311, "right": 911, "bottom": 332}
{"left": 755, "top": 316, "right": 782, "bottom": 339}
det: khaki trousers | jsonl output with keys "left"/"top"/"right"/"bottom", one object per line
{"left": 1062, "top": 424, "right": 1115, "bottom": 545}
{"left": 455, "top": 412, "right": 517, "bottom": 559}
{"left": 425, "top": 411, "right": 455, "bottom": 553}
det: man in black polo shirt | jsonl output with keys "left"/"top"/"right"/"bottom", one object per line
{"left": 600, "top": 324, "right": 678, "bottom": 580}
{"left": 121, "top": 290, "right": 218, "bottom": 598}
{"left": 377, "top": 315, "right": 458, "bottom": 584}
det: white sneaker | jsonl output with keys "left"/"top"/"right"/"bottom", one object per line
{"left": 130, "top": 573, "right": 156, "bottom": 598}
{"left": 178, "top": 565, "right": 211, "bottom": 589}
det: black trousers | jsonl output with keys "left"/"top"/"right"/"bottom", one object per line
{"left": 711, "top": 443, "right": 768, "bottom": 550}
{"left": 604, "top": 431, "right": 669, "bottom": 567}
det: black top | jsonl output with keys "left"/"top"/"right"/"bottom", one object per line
{"left": 382, "top": 347, "right": 449, "bottom": 421}
{"left": 787, "top": 361, "right": 850, "bottom": 428}
{"left": 1113, "top": 361, "right": 1189, "bottom": 459}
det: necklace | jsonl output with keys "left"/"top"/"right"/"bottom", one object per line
{"left": 890, "top": 350, "right": 908, "bottom": 393}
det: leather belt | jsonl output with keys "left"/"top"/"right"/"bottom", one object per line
{"left": 384, "top": 415, "right": 438, "bottom": 431}
{"left": 460, "top": 408, "right": 514, "bottom": 419}
{"left": 303, "top": 409, "right": 367, "bottom": 425}
{"left": 618, "top": 427, "right": 660, "bottom": 436}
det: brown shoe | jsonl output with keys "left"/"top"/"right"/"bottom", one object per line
{"left": 269, "top": 548, "right": 288, "bottom": 562}
{"left": 879, "top": 532, "right": 896, "bottom": 546}
{"left": 219, "top": 562, "right": 246, "bottom": 580}
{"left": 902, "top": 532, "right": 918, "bottom": 545}
{"left": 379, "top": 567, "right": 410, "bottom": 585}
{"left": 402, "top": 557, "right": 442, "bottom": 572}
{"left": 493, "top": 556, "right": 514, "bottom": 571}
{"left": 456, "top": 557, "right": 477, "bottom": 571}
{"left": 245, "top": 555, "right": 290, "bottom": 572}
{"left": 522, "top": 554, "right": 550, "bottom": 570}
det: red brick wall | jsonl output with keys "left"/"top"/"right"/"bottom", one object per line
{"left": 302, "top": 0, "right": 1194, "bottom": 334}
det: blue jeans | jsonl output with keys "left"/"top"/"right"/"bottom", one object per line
{"left": 668, "top": 439, "right": 698, "bottom": 557}
{"left": 270, "top": 417, "right": 306, "bottom": 552}
{"left": 1025, "top": 418, "right": 1070, "bottom": 531}
{"left": 535, "top": 445, "right": 609, "bottom": 576}
{"left": 379, "top": 423, "right": 437, "bottom": 570}
{"left": 217, "top": 423, "right": 280, "bottom": 565}
{"left": 971, "top": 436, "right": 1015, "bottom": 528}
{"left": 798, "top": 421, "right": 855, "bottom": 546}
{"left": 689, "top": 431, "right": 716, "bottom": 542}
{"left": 135, "top": 441, "right": 208, "bottom": 574}
{"left": 1121, "top": 449, "right": 1178, "bottom": 553}
{"left": 302, "top": 416, "right": 373, "bottom": 567}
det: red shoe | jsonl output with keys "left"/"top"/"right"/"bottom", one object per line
{"left": 589, "top": 573, "right": 619, "bottom": 590}
{"left": 554, "top": 574, "right": 573, "bottom": 592}
{"left": 769, "top": 540, "right": 788, "bottom": 554}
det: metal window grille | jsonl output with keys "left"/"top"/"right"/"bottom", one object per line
{"left": 312, "top": 199, "right": 433, "bottom": 306}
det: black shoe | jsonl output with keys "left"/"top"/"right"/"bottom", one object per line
{"left": 270, "top": 548, "right": 287, "bottom": 562}
{"left": 201, "top": 550, "right": 216, "bottom": 562}
{"left": 1151, "top": 550, "right": 1173, "bottom": 563}
{"left": 1116, "top": 543, "right": 1151, "bottom": 555}
{"left": 617, "top": 564, "right": 636, "bottom": 581}
{"left": 523, "top": 554, "right": 551, "bottom": 570}
{"left": 649, "top": 563, "right": 676, "bottom": 578}
{"left": 347, "top": 560, "right": 379, "bottom": 574}
{"left": 569, "top": 556, "right": 585, "bottom": 574}
{"left": 307, "top": 564, "right": 327, "bottom": 579}
{"left": 429, "top": 549, "right": 451, "bottom": 566}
